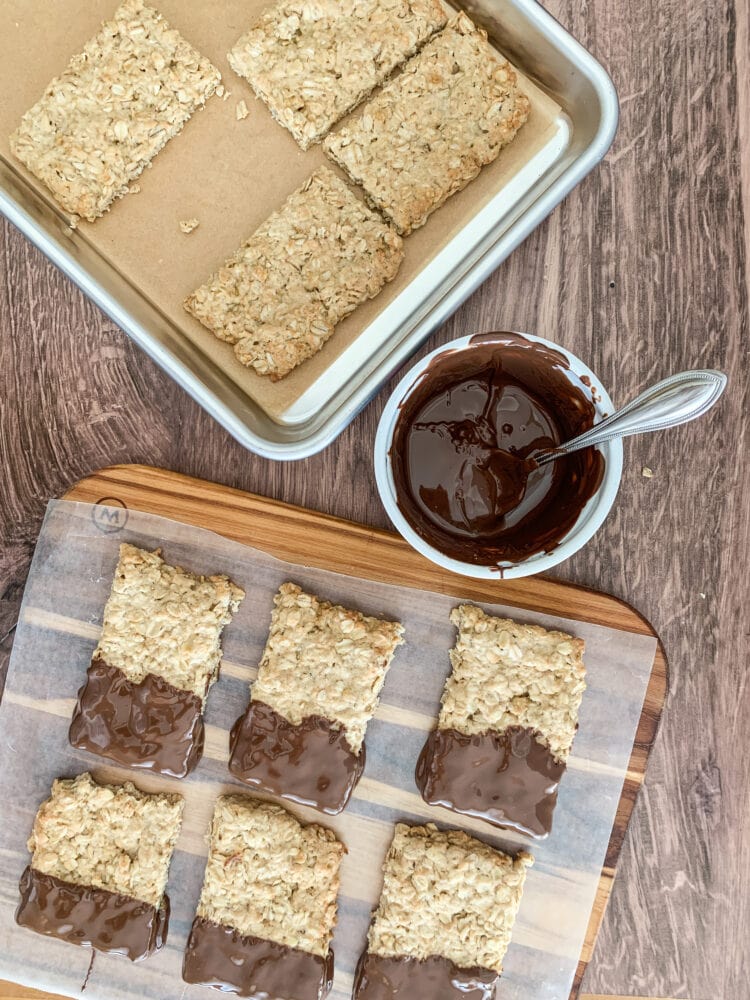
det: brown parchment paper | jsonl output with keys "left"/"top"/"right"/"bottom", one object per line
{"left": 0, "top": 502, "right": 657, "bottom": 999}
{"left": 0, "top": 0, "right": 562, "bottom": 421}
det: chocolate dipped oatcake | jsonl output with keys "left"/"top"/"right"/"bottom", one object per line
{"left": 354, "top": 823, "right": 532, "bottom": 999}
{"left": 182, "top": 794, "right": 344, "bottom": 999}
{"left": 69, "top": 542, "right": 244, "bottom": 777}
{"left": 16, "top": 772, "right": 183, "bottom": 961}
{"left": 416, "top": 604, "right": 586, "bottom": 838}
{"left": 229, "top": 581, "right": 404, "bottom": 812}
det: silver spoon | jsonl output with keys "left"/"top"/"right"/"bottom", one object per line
{"left": 534, "top": 369, "right": 728, "bottom": 467}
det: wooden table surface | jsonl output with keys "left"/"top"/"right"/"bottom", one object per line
{"left": 1, "top": 0, "right": 748, "bottom": 997}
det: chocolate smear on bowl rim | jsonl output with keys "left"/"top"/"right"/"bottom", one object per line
{"left": 389, "top": 331, "right": 605, "bottom": 567}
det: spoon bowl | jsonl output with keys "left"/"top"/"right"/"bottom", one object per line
{"left": 534, "top": 370, "right": 727, "bottom": 467}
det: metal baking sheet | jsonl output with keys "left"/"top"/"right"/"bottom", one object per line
{"left": 0, "top": 0, "right": 617, "bottom": 458}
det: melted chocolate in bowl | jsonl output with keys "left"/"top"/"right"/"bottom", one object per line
{"left": 390, "top": 333, "right": 606, "bottom": 566}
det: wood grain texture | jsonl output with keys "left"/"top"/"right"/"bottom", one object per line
{"left": 0, "top": 0, "right": 747, "bottom": 997}
{"left": 739, "top": 0, "right": 750, "bottom": 304}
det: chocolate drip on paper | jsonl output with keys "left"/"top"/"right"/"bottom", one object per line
{"left": 229, "top": 699, "right": 364, "bottom": 814}
{"left": 81, "top": 950, "right": 96, "bottom": 991}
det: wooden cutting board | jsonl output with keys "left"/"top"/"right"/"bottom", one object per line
{"left": 2, "top": 464, "right": 668, "bottom": 1000}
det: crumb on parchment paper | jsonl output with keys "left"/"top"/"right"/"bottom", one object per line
{"left": 236, "top": 100, "right": 249, "bottom": 120}
{"left": 180, "top": 218, "right": 200, "bottom": 234}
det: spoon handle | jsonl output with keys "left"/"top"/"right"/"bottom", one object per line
{"left": 536, "top": 369, "right": 728, "bottom": 465}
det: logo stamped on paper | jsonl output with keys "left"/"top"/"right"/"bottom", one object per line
{"left": 91, "top": 497, "right": 129, "bottom": 534}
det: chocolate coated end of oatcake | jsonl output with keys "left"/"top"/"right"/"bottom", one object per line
{"left": 416, "top": 604, "right": 585, "bottom": 837}
{"left": 17, "top": 772, "right": 183, "bottom": 960}
{"left": 69, "top": 543, "right": 243, "bottom": 777}
{"left": 353, "top": 823, "right": 532, "bottom": 998}
{"left": 228, "top": 581, "right": 403, "bottom": 811}
{"left": 183, "top": 795, "right": 343, "bottom": 998}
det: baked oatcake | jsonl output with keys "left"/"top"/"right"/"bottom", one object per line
{"left": 10, "top": 0, "right": 220, "bottom": 222}
{"left": 324, "top": 12, "right": 531, "bottom": 234}
{"left": 228, "top": 0, "right": 447, "bottom": 149}
{"left": 416, "top": 604, "right": 586, "bottom": 838}
{"left": 16, "top": 772, "right": 184, "bottom": 961}
{"left": 69, "top": 542, "right": 244, "bottom": 777}
{"left": 185, "top": 167, "right": 403, "bottom": 380}
{"left": 182, "top": 794, "right": 344, "bottom": 998}
{"left": 229, "top": 581, "right": 404, "bottom": 811}
{"left": 354, "top": 823, "right": 533, "bottom": 997}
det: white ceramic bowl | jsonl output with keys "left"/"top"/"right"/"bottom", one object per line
{"left": 374, "top": 332, "right": 623, "bottom": 579}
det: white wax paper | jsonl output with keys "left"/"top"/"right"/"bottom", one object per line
{"left": 0, "top": 501, "right": 657, "bottom": 1000}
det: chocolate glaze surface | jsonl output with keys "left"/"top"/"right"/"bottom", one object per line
{"left": 353, "top": 951, "right": 497, "bottom": 1000}
{"left": 15, "top": 867, "right": 168, "bottom": 961}
{"left": 182, "top": 916, "right": 334, "bottom": 999}
{"left": 390, "top": 332, "right": 605, "bottom": 565}
{"left": 69, "top": 656, "right": 204, "bottom": 778}
{"left": 416, "top": 725, "right": 565, "bottom": 839}
{"left": 229, "top": 699, "right": 364, "bottom": 814}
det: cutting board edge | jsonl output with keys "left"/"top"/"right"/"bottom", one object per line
{"left": 64, "top": 463, "right": 669, "bottom": 640}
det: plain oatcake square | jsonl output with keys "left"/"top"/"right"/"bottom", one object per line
{"left": 10, "top": 0, "right": 221, "bottom": 221}
{"left": 185, "top": 168, "right": 403, "bottom": 380}
{"left": 325, "top": 12, "right": 531, "bottom": 234}
{"left": 26, "top": 771, "right": 184, "bottom": 908}
{"left": 192, "top": 794, "right": 344, "bottom": 957}
{"left": 228, "top": 0, "right": 447, "bottom": 149}
{"left": 248, "top": 581, "right": 405, "bottom": 755}
{"left": 441, "top": 604, "right": 586, "bottom": 763}
{"left": 365, "top": 823, "right": 532, "bottom": 972}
